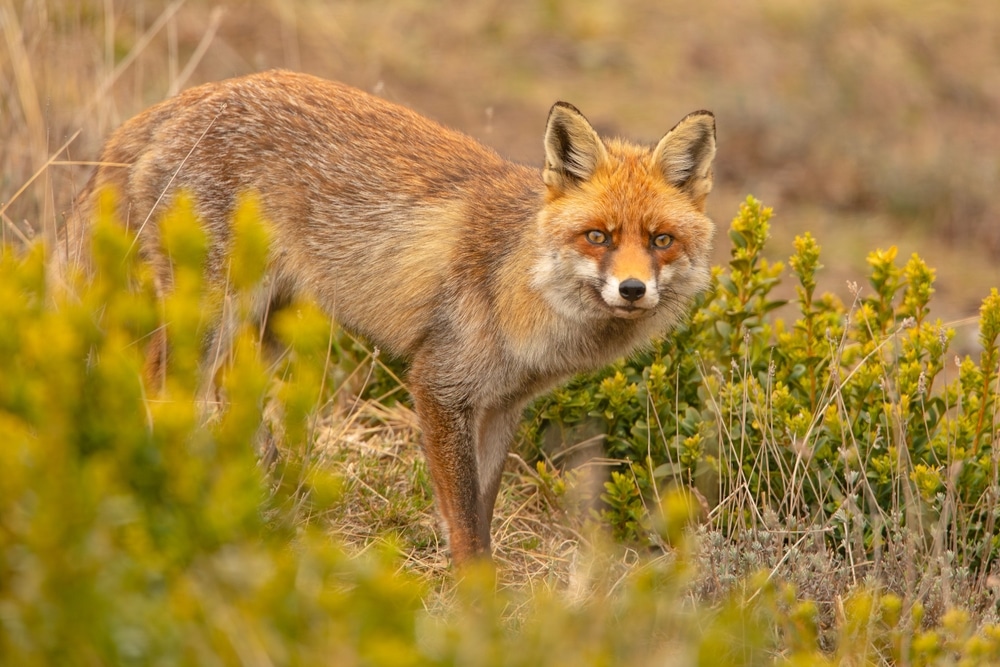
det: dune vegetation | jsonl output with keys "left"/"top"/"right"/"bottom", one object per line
{"left": 3, "top": 2, "right": 999, "bottom": 664}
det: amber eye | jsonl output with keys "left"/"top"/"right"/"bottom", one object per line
{"left": 585, "top": 230, "right": 609, "bottom": 246}
{"left": 652, "top": 233, "right": 674, "bottom": 249}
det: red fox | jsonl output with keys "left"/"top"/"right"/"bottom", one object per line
{"left": 65, "top": 70, "right": 716, "bottom": 565}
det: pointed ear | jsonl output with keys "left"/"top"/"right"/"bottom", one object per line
{"left": 653, "top": 110, "right": 716, "bottom": 208}
{"left": 543, "top": 102, "right": 608, "bottom": 192}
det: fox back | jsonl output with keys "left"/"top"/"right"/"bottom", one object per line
{"left": 66, "top": 70, "right": 717, "bottom": 565}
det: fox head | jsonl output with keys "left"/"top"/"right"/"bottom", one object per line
{"left": 533, "top": 102, "right": 716, "bottom": 325}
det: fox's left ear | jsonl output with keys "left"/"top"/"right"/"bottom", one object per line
{"left": 653, "top": 111, "right": 716, "bottom": 209}
{"left": 543, "top": 102, "right": 608, "bottom": 193}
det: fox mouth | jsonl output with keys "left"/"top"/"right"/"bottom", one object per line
{"left": 610, "top": 305, "right": 650, "bottom": 320}
{"left": 583, "top": 284, "right": 652, "bottom": 319}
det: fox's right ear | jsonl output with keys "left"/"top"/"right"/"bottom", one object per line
{"left": 543, "top": 102, "right": 608, "bottom": 192}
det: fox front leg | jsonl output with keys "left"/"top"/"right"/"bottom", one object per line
{"left": 474, "top": 401, "right": 525, "bottom": 548}
{"left": 409, "top": 371, "right": 487, "bottom": 565}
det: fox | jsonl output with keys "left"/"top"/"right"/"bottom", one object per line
{"left": 63, "top": 70, "right": 717, "bottom": 566}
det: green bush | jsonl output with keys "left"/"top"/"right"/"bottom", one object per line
{"left": 0, "top": 196, "right": 433, "bottom": 664}
{"left": 526, "top": 196, "right": 1000, "bottom": 574}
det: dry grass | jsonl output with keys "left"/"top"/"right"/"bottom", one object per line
{"left": 304, "top": 396, "right": 598, "bottom": 596}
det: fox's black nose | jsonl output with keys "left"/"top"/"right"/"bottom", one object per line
{"left": 619, "top": 279, "right": 646, "bottom": 302}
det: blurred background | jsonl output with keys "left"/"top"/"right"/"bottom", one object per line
{"left": 2, "top": 0, "right": 997, "bottom": 331}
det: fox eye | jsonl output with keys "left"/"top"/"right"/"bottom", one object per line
{"left": 652, "top": 233, "right": 674, "bottom": 249}
{"left": 585, "top": 230, "right": 609, "bottom": 246}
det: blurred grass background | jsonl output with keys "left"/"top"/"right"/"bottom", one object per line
{"left": 2, "top": 0, "right": 998, "bottom": 326}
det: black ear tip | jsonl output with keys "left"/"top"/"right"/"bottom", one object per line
{"left": 549, "top": 101, "right": 585, "bottom": 117}
{"left": 686, "top": 110, "right": 716, "bottom": 132}
{"left": 670, "top": 110, "right": 716, "bottom": 142}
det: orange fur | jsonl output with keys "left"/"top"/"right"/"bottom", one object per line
{"left": 65, "top": 71, "right": 717, "bottom": 566}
